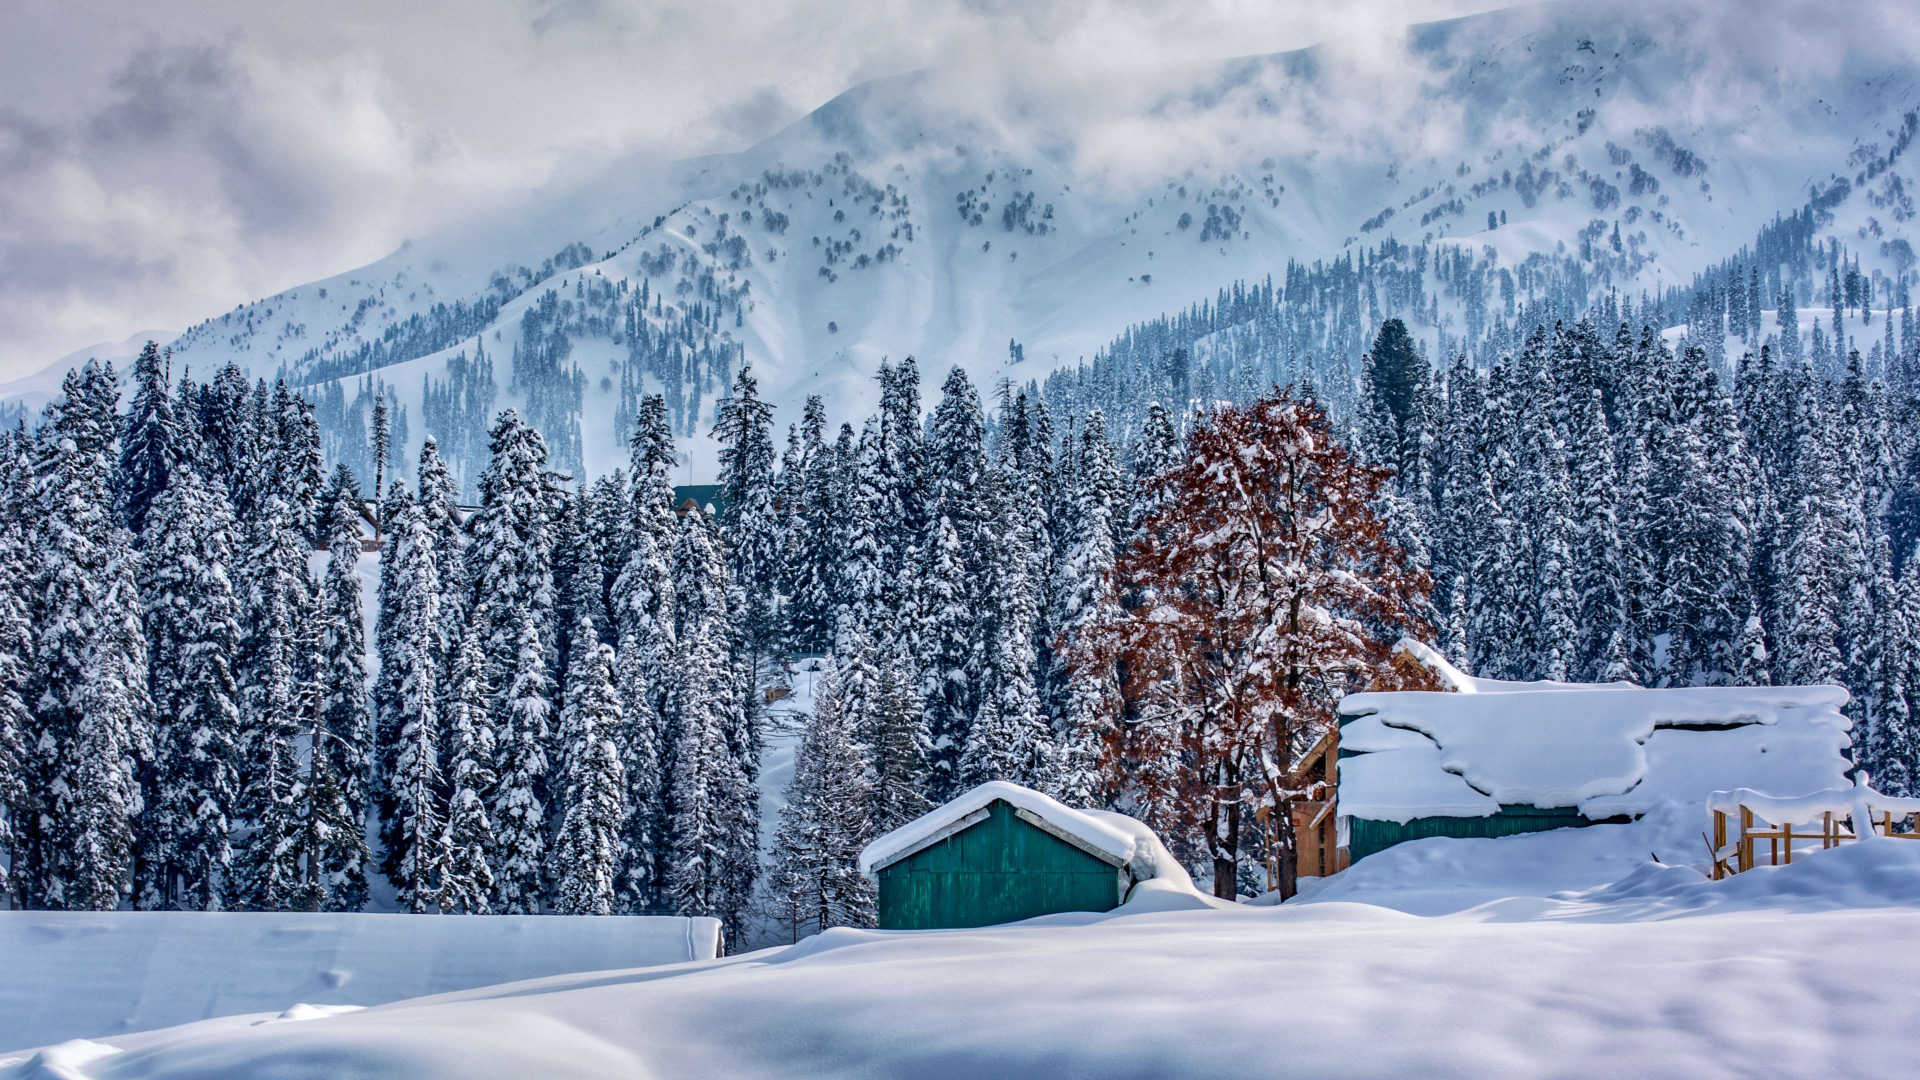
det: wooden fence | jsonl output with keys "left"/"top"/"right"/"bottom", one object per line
{"left": 1707, "top": 779, "right": 1920, "bottom": 879}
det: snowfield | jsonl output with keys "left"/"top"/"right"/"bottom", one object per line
{"left": 8, "top": 829, "right": 1916, "bottom": 1079}
{"left": 0, "top": 912, "right": 720, "bottom": 1054}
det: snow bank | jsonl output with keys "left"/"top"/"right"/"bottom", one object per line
{"left": 0, "top": 911, "right": 720, "bottom": 1053}
{"left": 1338, "top": 684, "right": 1853, "bottom": 822}
{"left": 859, "top": 781, "right": 1150, "bottom": 877}
{"left": 18, "top": 839, "right": 1919, "bottom": 1080}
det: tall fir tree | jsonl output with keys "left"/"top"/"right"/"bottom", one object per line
{"left": 437, "top": 619, "right": 498, "bottom": 913}
{"left": 492, "top": 609, "right": 553, "bottom": 914}
{"left": 550, "top": 618, "right": 627, "bottom": 916}
{"left": 137, "top": 461, "right": 242, "bottom": 910}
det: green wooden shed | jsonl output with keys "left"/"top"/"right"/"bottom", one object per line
{"left": 859, "top": 782, "right": 1152, "bottom": 930}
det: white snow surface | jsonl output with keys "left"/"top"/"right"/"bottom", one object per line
{"left": 0, "top": 911, "right": 720, "bottom": 1054}
{"left": 1338, "top": 684, "right": 1854, "bottom": 822}
{"left": 11, "top": 826, "right": 1919, "bottom": 1078}
{"left": 858, "top": 781, "right": 1155, "bottom": 877}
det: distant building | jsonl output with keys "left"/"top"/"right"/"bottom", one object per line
{"left": 1318, "top": 642, "right": 1855, "bottom": 868}
{"left": 859, "top": 783, "right": 1168, "bottom": 930}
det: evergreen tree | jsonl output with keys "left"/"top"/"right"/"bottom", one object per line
{"left": 785, "top": 395, "right": 838, "bottom": 655}
{"left": 137, "top": 462, "right": 242, "bottom": 910}
{"left": 437, "top": 619, "right": 498, "bottom": 913}
{"left": 376, "top": 494, "right": 445, "bottom": 912}
{"left": 22, "top": 366, "right": 129, "bottom": 907}
{"left": 769, "top": 654, "right": 876, "bottom": 936}
{"left": 712, "top": 365, "right": 782, "bottom": 668}
{"left": 303, "top": 475, "right": 374, "bottom": 911}
{"left": 232, "top": 498, "right": 310, "bottom": 911}
{"left": 1051, "top": 410, "right": 1123, "bottom": 807}
{"left": 0, "top": 454, "right": 31, "bottom": 906}
{"left": 492, "top": 610, "right": 553, "bottom": 914}
{"left": 612, "top": 625, "right": 665, "bottom": 911}
{"left": 63, "top": 548, "right": 148, "bottom": 911}
{"left": 550, "top": 618, "right": 627, "bottom": 915}
{"left": 666, "top": 509, "right": 748, "bottom": 929}
{"left": 959, "top": 488, "right": 1053, "bottom": 790}
{"left": 119, "top": 341, "right": 181, "bottom": 544}
{"left": 468, "top": 411, "right": 557, "bottom": 737}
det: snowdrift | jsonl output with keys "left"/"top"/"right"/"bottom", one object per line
{"left": 8, "top": 842, "right": 1917, "bottom": 1079}
{"left": 0, "top": 911, "right": 720, "bottom": 1053}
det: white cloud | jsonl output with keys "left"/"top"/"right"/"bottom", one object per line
{"left": 22, "top": 0, "right": 1901, "bottom": 379}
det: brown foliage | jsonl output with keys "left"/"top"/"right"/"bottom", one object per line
{"left": 1096, "top": 391, "right": 1432, "bottom": 896}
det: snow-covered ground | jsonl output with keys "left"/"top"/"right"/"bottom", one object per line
{"left": 0, "top": 911, "right": 720, "bottom": 1055}
{"left": 9, "top": 820, "right": 1915, "bottom": 1078}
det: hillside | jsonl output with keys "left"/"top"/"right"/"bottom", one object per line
{"left": 9, "top": 0, "right": 1920, "bottom": 483}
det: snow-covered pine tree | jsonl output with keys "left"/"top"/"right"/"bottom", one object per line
{"left": 137, "top": 460, "right": 242, "bottom": 910}
{"left": 1731, "top": 609, "right": 1773, "bottom": 688}
{"left": 0, "top": 447, "right": 30, "bottom": 906}
{"left": 437, "top": 618, "right": 498, "bottom": 913}
{"left": 302, "top": 472, "right": 374, "bottom": 911}
{"left": 62, "top": 542, "right": 149, "bottom": 911}
{"left": 958, "top": 476, "right": 1053, "bottom": 790}
{"left": 769, "top": 653, "right": 875, "bottom": 936}
{"left": 1864, "top": 537, "right": 1914, "bottom": 795}
{"left": 119, "top": 341, "right": 181, "bottom": 544}
{"left": 1566, "top": 385, "right": 1632, "bottom": 681}
{"left": 838, "top": 421, "right": 890, "bottom": 640}
{"left": 232, "top": 497, "right": 314, "bottom": 911}
{"left": 611, "top": 395, "right": 678, "bottom": 777}
{"left": 712, "top": 365, "right": 782, "bottom": 670}
{"left": 784, "top": 395, "right": 838, "bottom": 655}
{"left": 468, "top": 410, "right": 557, "bottom": 734}
{"left": 1049, "top": 409, "right": 1123, "bottom": 808}
{"left": 881, "top": 356, "right": 929, "bottom": 573}
{"left": 553, "top": 483, "right": 608, "bottom": 681}
{"left": 666, "top": 508, "right": 748, "bottom": 930}
{"left": 416, "top": 437, "right": 469, "bottom": 661}
{"left": 923, "top": 368, "right": 993, "bottom": 792}
{"left": 1126, "top": 402, "right": 1182, "bottom": 543}
{"left": 377, "top": 492, "right": 446, "bottom": 911}
{"left": 551, "top": 617, "right": 627, "bottom": 916}
{"left": 612, "top": 624, "right": 664, "bottom": 911}
{"left": 1511, "top": 348, "right": 1578, "bottom": 681}
{"left": 21, "top": 365, "right": 124, "bottom": 908}
{"left": 492, "top": 609, "right": 552, "bottom": 914}
{"left": 866, "top": 647, "right": 931, "bottom": 834}
{"left": 370, "top": 390, "right": 392, "bottom": 511}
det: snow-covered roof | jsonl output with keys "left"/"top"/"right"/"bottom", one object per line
{"left": 859, "top": 782, "right": 1156, "bottom": 877}
{"left": 1337, "top": 683, "right": 1854, "bottom": 823}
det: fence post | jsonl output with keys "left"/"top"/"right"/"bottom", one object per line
{"left": 1712, "top": 810, "right": 1727, "bottom": 880}
{"left": 1740, "top": 807, "right": 1754, "bottom": 873}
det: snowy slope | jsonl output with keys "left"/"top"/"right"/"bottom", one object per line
{"left": 12, "top": 0, "right": 1918, "bottom": 479}
{"left": 0, "top": 911, "right": 720, "bottom": 1054}
{"left": 9, "top": 835, "right": 1917, "bottom": 1078}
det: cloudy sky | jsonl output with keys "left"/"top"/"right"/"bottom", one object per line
{"left": 0, "top": 0, "right": 1529, "bottom": 381}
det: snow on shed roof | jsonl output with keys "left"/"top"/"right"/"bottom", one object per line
{"left": 859, "top": 782, "right": 1148, "bottom": 876}
{"left": 1337, "top": 683, "right": 1854, "bottom": 823}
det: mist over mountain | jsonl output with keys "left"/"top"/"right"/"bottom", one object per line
{"left": 9, "top": 0, "right": 1918, "bottom": 481}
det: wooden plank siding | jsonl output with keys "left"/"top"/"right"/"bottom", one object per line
{"left": 1346, "top": 805, "right": 1625, "bottom": 863}
{"left": 875, "top": 801, "right": 1126, "bottom": 930}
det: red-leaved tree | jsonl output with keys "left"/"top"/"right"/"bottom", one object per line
{"left": 1096, "top": 391, "right": 1431, "bottom": 898}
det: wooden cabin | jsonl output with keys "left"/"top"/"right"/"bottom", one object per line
{"left": 859, "top": 782, "right": 1161, "bottom": 930}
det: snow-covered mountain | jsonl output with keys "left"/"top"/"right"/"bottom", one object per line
{"left": 12, "top": 0, "right": 1920, "bottom": 478}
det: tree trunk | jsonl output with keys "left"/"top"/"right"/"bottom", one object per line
{"left": 1275, "top": 805, "right": 1300, "bottom": 901}
{"left": 1210, "top": 795, "right": 1242, "bottom": 899}
{"left": 1212, "top": 855, "right": 1237, "bottom": 900}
